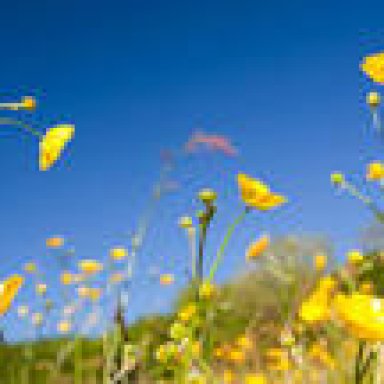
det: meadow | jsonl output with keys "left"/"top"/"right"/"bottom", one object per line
{"left": 2, "top": 52, "right": 384, "bottom": 384}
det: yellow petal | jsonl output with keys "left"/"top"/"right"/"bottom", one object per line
{"left": 0, "top": 275, "right": 24, "bottom": 316}
{"left": 39, "top": 124, "right": 75, "bottom": 171}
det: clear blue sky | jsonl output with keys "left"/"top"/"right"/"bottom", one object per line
{"left": 0, "top": 0, "right": 384, "bottom": 339}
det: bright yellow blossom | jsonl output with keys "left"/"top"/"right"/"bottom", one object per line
{"left": 57, "top": 320, "right": 71, "bottom": 334}
{"left": 314, "top": 253, "right": 327, "bottom": 271}
{"left": 237, "top": 173, "right": 286, "bottom": 210}
{"left": 39, "top": 124, "right": 75, "bottom": 171}
{"left": 347, "top": 249, "right": 364, "bottom": 265}
{"left": 244, "top": 373, "right": 267, "bottom": 384}
{"left": 246, "top": 234, "right": 270, "bottom": 261}
{"left": 366, "top": 161, "right": 384, "bottom": 181}
{"left": 361, "top": 52, "right": 384, "bottom": 84}
{"left": 0, "top": 274, "right": 24, "bottom": 316}
{"left": 46, "top": 236, "right": 64, "bottom": 248}
{"left": 110, "top": 247, "right": 128, "bottom": 260}
{"left": 160, "top": 274, "right": 174, "bottom": 285}
{"left": 366, "top": 91, "right": 381, "bottom": 108}
{"left": 78, "top": 260, "right": 103, "bottom": 275}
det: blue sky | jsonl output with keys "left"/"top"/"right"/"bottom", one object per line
{"left": 1, "top": 0, "right": 384, "bottom": 339}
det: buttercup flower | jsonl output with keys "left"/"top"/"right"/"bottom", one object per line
{"left": 36, "top": 283, "right": 47, "bottom": 296}
{"left": 39, "top": 124, "right": 75, "bottom": 171}
{"left": 237, "top": 173, "right": 286, "bottom": 210}
{"left": 32, "top": 312, "right": 43, "bottom": 327}
{"left": 78, "top": 260, "right": 103, "bottom": 275}
{"left": 46, "top": 236, "right": 64, "bottom": 248}
{"left": 314, "top": 253, "right": 327, "bottom": 271}
{"left": 160, "top": 274, "right": 174, "bottom": 285}
{"left": 330, "top": 172, "right": 345, "bottom": 186}
{"left": 246, "top": 234, "right": 270, "bottom": 261}
{"left": 361, "top": 52, "right": 384, "bottom": 84}
{"left": 366, "top": 161, "right": 384, "bottom": 181}
{"left": 178, "top": 216, "right": 193, "bottom": 229}
{"left": 21, "top": 96, "right": 37, "bottom": 111}
{"left": 60, "top": 271, "right": 74, "bottom": 285}
{"left": 110, "top": 247, "right": 128, "bottom": 260}
{"left": 17, "top": 305, "right": 29, "bottom": 318}
{"left": 244, "top": 374, "right": 267, "bottom": 384}
{"left": 58, "top": 320, "right": 71, "bottom": 334}
{"left": 0, "top": 274, "right": 24, "bottom": 316}
{"left": 198, "top": 188, "right": 217, "bottom": 204}
{"left": 24, "top": 262, "right": 37, "bottom": 273}
{"left": 347, "top": 249, "right": 364, "bottom": 265}
{"left": 366, "top": 91, "right": 381, "bottom": 108}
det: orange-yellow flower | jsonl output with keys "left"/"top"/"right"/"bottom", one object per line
{"left": 78, "top": 260, "right": 103, "bottom": 275}
{"left": 110, "top": 247, "right": 128, "bottom": 260}
{"left": 46, "top": 236, "right": 64, "bottom": 248}
{"left": 57, "top": 320, "right": 71, "bottom": 334}
{"left": 21, "top": 96, "right": 37, "bottom": 111}
{"left": 246, "top": 234, "right": 270, "bottom": 261}
{"left": 60, "top": 271, "right": 74, "bottom": 285}
{"left": 244, "top": 373, "right": 267, "bottom": 384}
{"left": 314, "top": 253, "right": 327, "bottom": 271}
{"left": 160, "top": 274, "right": 174, "bottom": 285}
{"left": 361, "top": 52, "right": 384, "bottom": 84}
{"left": 39, "top": 124, "right": 75, "bottom": 171}
{"left": 237, "top": 173, "right": 286, "bottom": 210}
{"left": 0, "top": 274, "right": 24, "bottom": 316}
{"left": 366, "top": 161, "right": 384, "bottom": 181}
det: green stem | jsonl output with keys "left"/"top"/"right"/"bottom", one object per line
{"left": 0, "top": 117, "right": 42, "bottom": 138}
{"left": 208, "top": 208, "right": 248, "bottom": 283}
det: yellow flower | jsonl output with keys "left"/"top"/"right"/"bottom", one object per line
{"left": 244, "top": 374, "right": 267, "bottom": 384}
{"left": 0, "top": 274, "right": 24, "bottom": 316}
{"left": 17, "top": 305, "right": 29, "bottom": 318}
{"left": 21, "top": 96, "right": 37, "bottom": 111}
{"left": 228, "top": 348, "right": 245, "bottom": 363}
{"left": 39, "top": 124, "right": 75, "bottom": 171}
{"left": 109, "top": 272, "right": 124, "bottom": 284}
{"left": 77, "top": 286, "right": 91, "bottom": 298}
{"left": 223, "top": 370, "right": 235, "bottom": 383}
{"left": 178, "top": 216, "right": 193, "bottom": 229}
{"left": 314, "top": 253, "right": 327, "bottom": 271}
{"left": 110, "top": 247, "right": 128, "bottom": 260}
{"left": 366, "top": 91, "right": 381, "bottom": 108}
{"left": 330, "top": 172, "right": 344, "bottom": 186}
{"left": 361, "top": 52, "right": 384, "bottom": 84}
{"left": 347, "top": 249, "right": 364, "bottom": 265}
{"left": 46, "top": 236, "right": 64, "bottom": 248}
{"left": 308, "top": 343, "right": 336, "bottom": 370}
{"left": 32, "top": 312, "right": 43, "bottom": 327}
{"left": 88, "top": 288, "right": 102, "bottom": 302}
{"left": 236, "top": 335, "right": 253, "bottom": 350}
{"left": 160, "top": 274, "right": 174, "bottom": 285}
{"left": 178, "top": 303, "right": 197, "bottom": 322}
{"left": 198, "top": 188, "right": 217, "bottom": 204}
{"left": 360, "top": 281, "right": 374, "bottom": 294}
{"left": 24, "top": 262, "right": 37, "bottom": 274}
{"left": 366, "top": 161, "right": 384, "bottom": 181}
{"left": 58, "top": 320, "right": 71, "bottom": 334}
{"left": 78, "top": 259, "right": 103, "bottom": 275}
{"left": 246, "top": 234, "right": 270, "bottom": 261}
{"left": 60, "top": 271, "right": 74, "bottom": 285}
{"left": 199, "top": 281, "right": 216, "bottom": 299}
{"left": 36, "top": 283, "right": 47, "bottom": 296}
{"left": 237, "top": 173, "right": 286, "bottom": 210}
{"left": 334, "top": 293, "right": 384, "bottom": 340}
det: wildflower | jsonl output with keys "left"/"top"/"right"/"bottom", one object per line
{"left": 17, "top": 305, "right": 29, "bottom": 318}
{"left": 110, "top": 247, "right": 128, "bottom": 260}
{"left": 178, "top": 303, "right": 197, "bottom": 322}
{"left": 198, "top": 188, "right": 217, "bottom": 204}
{"left": 308, "top": 342, "right": 336, "bottom": 370}
{"left": 32, "top": 312, "right": 43, "bottom": 327}
{"left": 228, "top": 348, "right": 245, "bottom": 363}
{"left": 78, "top": 259, "right": 103, "bottom": 275}
{"left": 60, "top": 271, "right": 74, "bottom": 285}
{"left": 21, "top": 96, "right": 37, "bottom": 111}
{"left": 109, "top": 272, "right": 124, "bottom": 284}
{"left": 199, "top": 281, "right": 216, "bottom": 299}
{"left": 244, "top": 374, "right": 267, "bottom": 384}
{"left": 361, "top": 52, "right": 384, "bottom": 84}
{"left": 366, "top": 91, "right": 381, "bottom": 108}
{"left": 366, "top": 161, "right": 384, "bottom": 181}
{"left": 88, "top": 288, "right": 102, "bottom": 302}
{"left": 24, "top": 262, "right": 37, "bottom": 273}
{"left": 223, "top": 370, "right": 235, "bottom": 383}
{"left": 39, "top": 124, "right": 75, "bottom": 171}
{"left": 237, "top": 173, "right": 286, "bottom": 210}
{"left": 236, "top": 335, "right": 253, "bottom": 350}
{"left": 178, "top": 215, "right": 193, "bottom": 229}
{"left": 58, "top": 320, "right": 71, "bottom": 334}
{"left": 36, "top": 283, "right": 47, "bottom": 296}
{"left": 0, "top": 274, "right": 24, "bottom": 316}
{"left": 77, "top": 286, "right": 91, "bottom": 298}
{"left": 46, "top": 236, "right": 64, "bottom": 248}
{"left": 330, "top": 172, "right": 345, "bottom": 186}
{"left": 314, "top": 252, "right": 327, "bottom": 271}
{"left": 347, "top": 249, "right": 364, "bottom": 265}
{"left": 246, "top": 234, "right": 270, "bottom": 261}
{"left": 334, "top": 293, "right": 384, "bottom": 340}
{"left": 159, "top": 274, "right": 174, "bottom": 285}
{"left": 360, "top": 281, "right": 374, "bottom": 294}
{"left": 169, "top": 322, "right": 187, "bottom": 340}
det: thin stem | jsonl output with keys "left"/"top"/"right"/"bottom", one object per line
{"left": 208, "top": 208, "right": 248, "bottom": 283}
{"left": 0, "top": 117, "right": 42, "bottom": 138}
